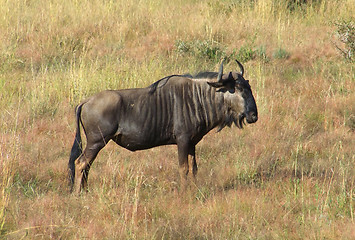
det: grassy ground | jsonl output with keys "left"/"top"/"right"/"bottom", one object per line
{"left": 1, "top": 0, "right": 354, "bottom": 239}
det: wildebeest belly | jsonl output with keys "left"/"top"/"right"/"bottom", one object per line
{"left": 112, "top": 132, "right": 175, "bottom": 151}
{"left": 111, "top": 91, "right": 176, "bottom": 151}
{"left": 112, "top": 115, "right": 175, "bottom": 151}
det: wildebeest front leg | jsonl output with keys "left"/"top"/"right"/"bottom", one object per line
{"left": 177, "top": 141, "right": 189, "bottom": 191}
{"left": 177, "top": 139, "right": 198, "bottom": 191}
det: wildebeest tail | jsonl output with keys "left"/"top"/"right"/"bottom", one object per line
{"left": 68, "top": 103, "right": 84, "bottom": 190}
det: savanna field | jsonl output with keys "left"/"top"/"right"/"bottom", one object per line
{"left": 0, "top": 0, "right": 354, "bottom": 239}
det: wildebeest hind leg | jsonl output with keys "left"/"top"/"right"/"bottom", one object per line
{"left": 74, "top": 141, "right": 105, "bottom": 194}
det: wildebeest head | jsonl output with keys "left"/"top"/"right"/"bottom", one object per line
{"left": 207, "top": 60, "right": 258, "bottom": 128}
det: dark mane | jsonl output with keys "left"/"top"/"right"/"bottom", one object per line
{"left": 148, "top": 72, "right": 218, "bottom": 94}
{"left": 148, "top": 74, "right": 184, "bottom": 94}
{"left": 193, "top": 72, "right": 218, "bottom": 79}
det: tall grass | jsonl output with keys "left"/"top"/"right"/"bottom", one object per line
{"left": 0, "top": 119, "right": 20, "bottom": 235}
{"left": 0, "top": 0, "right": 354, "bottom": 239}
{"left": 0, "top": 148, "right": 12, "bottom": 234}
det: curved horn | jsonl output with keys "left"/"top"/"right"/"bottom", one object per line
{"left": 217, "top": 60, "right": 224, "bottom": 82}
{"left": 235, "top": 60, "right": 244, "bottom": 76}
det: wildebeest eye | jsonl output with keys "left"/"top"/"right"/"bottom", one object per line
{"left": 236, "top": 83, "right": 244, "bottom": 92}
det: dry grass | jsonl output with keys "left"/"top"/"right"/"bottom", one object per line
{"left": 1, "top": 0, "right": 354, "bottom": 239}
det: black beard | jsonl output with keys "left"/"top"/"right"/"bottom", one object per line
{"left": 234, "top": 113, "right": 246, "bottom": 129}
{"left": 217, "top": 112, "right": 245, "bottom": 132}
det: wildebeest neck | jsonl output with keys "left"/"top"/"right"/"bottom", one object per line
{"left": 151, "top": 77, "right": 237, "bottom": 136}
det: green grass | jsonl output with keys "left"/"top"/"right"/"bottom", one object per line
{"left": 0, "top": 0, "right": 354, "bottom": 239}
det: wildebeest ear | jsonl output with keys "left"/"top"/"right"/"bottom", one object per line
{"left": 207, "top": 81, "right": 224, "bottom": 88}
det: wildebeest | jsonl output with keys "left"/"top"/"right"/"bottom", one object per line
{"left": 68, "top": 60, "right": 258, "bottom": 194}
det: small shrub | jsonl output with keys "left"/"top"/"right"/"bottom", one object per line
{"left": 195, "top": 40, "right": 224, "bottom": 60}
{"left": 346, "top": 114, "right": 355, "bottom": 131}
{"left": 333, "top": 20, "right": 355, "bottom": 61}
{"left": 207, "top": 0, "right": 256, "bottom": 16}
{"left": 174, "top": 40, "right": 224, "bottom": 60}
{"left": 175, "top": 40, "right": 191, "bottom": 54}
{"left": 176, "top": 39, "right": 265, "bottom": 63}
{"left": 255, "top": 45, "right": 269, "bottom": 62}
{"left": 273, "top": 47, "right": 290, "bottom": 59}
{"left": 226, "top": 43, "right": 257, "bottom": 63}
{"left": 285, "top": 0, "right": 320, "bottom": 12}
{"left": 235, "top": 45, "right": 256, "bottom": 63}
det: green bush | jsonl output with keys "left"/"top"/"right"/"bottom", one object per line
{"left": 333, "top": 20, "right": 355, "bottom": 61}
{"left": 175, "top": 40, "right": 224, "bottom": 60}
{"left": 255, "top": 45, "right": 269, "bottom": 62}
{"left": 273, "top": 47, "right": 290, "bottom": 59}
{"left": 234, "top": 45, "right": 256, "bottom": 63}
{"left": 175, "top": 38, "right": 267, "bottom": 63}
{"left": 195, "top": 40, "right": 224, "bottom": 60}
